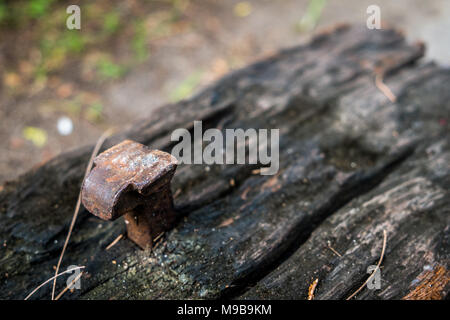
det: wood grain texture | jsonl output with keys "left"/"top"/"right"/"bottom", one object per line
{"left": 0, "top": 25, "right": 448, "bottom": 300}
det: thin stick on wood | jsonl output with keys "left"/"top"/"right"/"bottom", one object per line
{"left": 105, "top": 234, "right": 124, "bottom": 250}
{"left": 24, "top": 266, "right": 85, "bottom": 300}
{"left": 153, "top": 232, "right": 164, "bottom": 243}
{"left": 173, "top": 189, "right": 182, "bottom": 199}
{"left": 327, "top": 242, "right": 342, "bottom": 257}
{"left": 51, "top": 129, "right": 114, "bottom": 300}
{"left": 346, "top": 229, "right": 387, "bottom": 300}
{"left": 375, "top": 73, "right": 397, "bottom": 103}
{"left": 307, "top": 278, "right": 319, "bottom": 300}
{"left": 55, "top": 271, "right": 84, "bottom": 300}
{"left": 153, "top": 236, "right": 164, "bottom": 250}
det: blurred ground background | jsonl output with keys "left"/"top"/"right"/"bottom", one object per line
{"left": 0, "top": 0, "right": 449, "bottom": 183}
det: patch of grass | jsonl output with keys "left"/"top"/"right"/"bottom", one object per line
{"left": 23, "top": 126, "right": 47, "bottom": 147}
{"left": 296, "top": 0, "right": 327, "bottom": 32}
{"left": 103, "top": 11, "right": 121, "bottom": 34}
{"left": 2, "top": 0, "right": 181, "bottom": 87}
{"left": 38, "top": 44, "right": 66, "bottom": 73}
{"left": 169, "top": 71, "right": 203, "bottom": 102}
{"left": 36, "top": 30, "right": 85, "bottom": 76}
{"left": 27, "top": 0, "right": 55, "bottom": 19}
{"left": 132, "top": 20, "right": 149, "bottom": 62}
{"left": 0, "top": 3, "right": 6, "bottom": 23}
{"left": 96, "top": 57, "right": 126, "bottom": 80}
{"left": 85, "top": 102, "right": 103, "bottom": 122}
{"left": 61, "top": 31, "right": 85, "bottom": 53}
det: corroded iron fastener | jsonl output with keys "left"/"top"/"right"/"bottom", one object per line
{"left": 81, "top": 139, "right": 178, "bottom": 249}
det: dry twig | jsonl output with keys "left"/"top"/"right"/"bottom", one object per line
{"left": 307, "top": 278, "right": 319, "bottom": 300}
{"left": 346, "top": 229, "right": 387, "bottom": 300}
{"left": 55, "top": 271, "right": 84, "bottom": 300}
{"left": 153, "top": 232, "right": 164, "bottom": 243}
{"left": 24, "top": 266, "right": 85, "bottom": 300}
{"left": 375, "top": 73, "right": 396, "bottom": 103}
{"left": 105, "top": 234, "right": 124, "bottom": 251}
{"left": 51, "top": 129, "right": 114, "bottom": 300}
{"left": 327, "top": 241, "right": 342, "bottom": 257}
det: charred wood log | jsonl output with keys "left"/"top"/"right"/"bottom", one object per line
{"left": 0, "top": 25, "right": 448, "bottom": 300}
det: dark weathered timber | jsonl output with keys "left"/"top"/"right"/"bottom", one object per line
{"left": 243, "top": 137, "right": 450, "bottom": 300}
{"left": 0, "top": 25, "right": 448, "bottom": 300}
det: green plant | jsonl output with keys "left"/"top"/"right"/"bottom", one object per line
{"left": 96, "top": 57, "right": 126, "bottom": 80}
{"left": 0, "top": 2, "right": 6, "bottom": 23}
{"left": 132, "top": 20, "right": 149, "bottom": 62}
{"left": 86, "top": 102, "right": 103, "bottom": 122}
{"left": 169, "top": 71, "right": 203, "bottom": 102}
{"left": 296, "top": 0, "right": 327, "bottom": 32}
{"left": 61, "top": 31, "right": 85, "bottom": 53}
{"left": 23, "top": 126, "right": 47, "bottom": 147}
{"left": 103, "top": 11, "right": 120, "bottom": 34}
{"left": 27, "top": 0, "right": 55, "bottom": 19}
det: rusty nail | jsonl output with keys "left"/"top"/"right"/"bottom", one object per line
{"left": 81, "top": 139, "right": 178, "bottom": 249}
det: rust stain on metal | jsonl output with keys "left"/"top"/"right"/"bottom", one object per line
{"left": 81, "top": 139, "right": 178, "bottom": 249}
